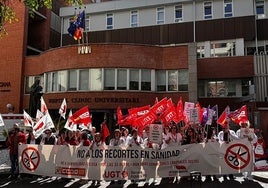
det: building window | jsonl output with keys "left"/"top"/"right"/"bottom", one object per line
{"left": 157, "top": 71, "right": 166, "bottom": 91}
{"left": 52, "top": 72, "right": 58, "bottom": 92}
{"left": 156, "top": 7, "right": 165, "bottom": 24}
{"left": 79, "top": 69, "right": 89, "bottom": 90}
{"left": 178, "top": 69, "right": 188, "bottom": 91}
{"left": 168, "top": 70, "right": 178, "bottom": 91}
{"left": 256, "top": 0, "right": 265, "bottom": 18}
{"left": 204, "top": 1, "right": 212, "bottom": 19}
{"left": 130, "top": 10, "right": 138, "bottom": 27}
{"left": 104, "top": 69, "right": 115, "bottom": 90}
{"left": 117, "top": 69, "right": 127, "bottom": 90}
{"left": 129, "top": 69, "right": 139, "bottom": 90}
{"left": 211, "top": 42, "right": 235, "bottom": 57}
{"left": 106, "top": 13, "right": 113, "bottom": 29}
{"left": 197, "top": 45, "right": 205, "bottom": 58}
{"left": 41, "top": 68, "right": 189, "bottom": 93}
{"left": 58, "top": 71, "right": 67, "bottom": 91}
{"left": 90, "top": 69, "right": 102, "bottom": 91}
{"left": 141, "top": 69, "right": 151, "bottom": 91}
{"left": 85, "top": 16, "right": 90, "bottom": 31}
{"left": 198, "top": 79, "right": 251, "bottom": 98}
{"left": 208, "top": 81, "right": 230, "bottom": 97}
{"left": 68, "top": 70, "right": 77, "bottom": 91}
{"left": 25, "top": 76, "right": 43, "bottom": 94}
{"left": 175, "top": 5, "right": 183, "bottom": 22}
{"left": 224, "top": 0, "right": 233, "bottom": 18}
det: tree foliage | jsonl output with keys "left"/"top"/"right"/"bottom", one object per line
{"left": 0, "top": 0, "right": 83, "bottom": 38}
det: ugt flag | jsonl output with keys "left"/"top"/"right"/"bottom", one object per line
{"left": 70, "top": 106, "right": 91, "bottom": 125}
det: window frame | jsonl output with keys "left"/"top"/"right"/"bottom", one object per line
{"left": 174, "top": 4, "right": 183, "bottom": 22}
{"left": 106, "top": 13, "right": 114, "bottom": 30}
{"left": 204, "top": 1, "right": 213, "bottom": 19}
{"left": 156, "top": 7, "right": 165, "bottom": 25}
{"left": 224, "top": 0, "right": 233, "bottom": 18}
{"left": 130, "top": 10, "right": 139, "bottom": 27}
{"left": 256, "top": 0, "right": 265, "bottom": 18}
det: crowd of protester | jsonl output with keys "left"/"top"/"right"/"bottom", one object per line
{"left": 5, "top": 120, "right": 260, "bottom": 184}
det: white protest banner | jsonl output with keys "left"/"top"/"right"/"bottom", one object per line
{"left": 184, "top": 102, "right": 195, "bottom": 121}
{"left": 19, "top": 139, "right": 254, "bottom": 180}
{"left": 149, "top": 124, "right": 163, "bottom": 144}
{"left": 190, "top": 108, "right": 199, "bottom": 124}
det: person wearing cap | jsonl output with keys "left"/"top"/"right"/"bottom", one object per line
{"left": 6, "top": 123, "right": 27, "bottom": 179}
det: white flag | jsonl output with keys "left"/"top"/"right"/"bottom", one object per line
{"left": 23, "top": 110, "right": 34, "bottom": 127}
{"left": 0, "top": 114, "right": 5, "bottom": 127}
{"left": 64, "top": 110, "right": 77, "bottom": 132}
{"left": 59, "top": 98, "right": 67, "bottom": 119}
{"left": 36, "top": 109, "right": 44, "bottom": 122}
{"left": 33, "top": 113, "right": 54, "bottom": 139}
{"left": 40, "top": 96, "right": 48, "bottom": 115}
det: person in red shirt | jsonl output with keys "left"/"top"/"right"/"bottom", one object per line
{"left": 79, "top": 131, "right": 91, "bottom": 146}
{"left": 6, "top": 123, "right": 26, "bottom": 179}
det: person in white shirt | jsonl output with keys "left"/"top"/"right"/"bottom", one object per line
{"left": 218, "top": 125, "right": 239, "bottom": 181}
{"left": 126, "top": 129, "right": 143, "bottom": 148}
{"left": 109, "top": 129, "right": 124, "bottom": 147}
{"left": 161, "top": 126, "right": 170, "bottom": 149}
{"left": 165, "top": 125, "right": 183, "bottom": 147}
{"left": 218, "top": 125, "right": 239, "bottom": 144}
{"left": 120, "top": 127, "right": 130, "bottom": 147}
{"left": 236, "top": 121, "right": 257, "bottom": 180}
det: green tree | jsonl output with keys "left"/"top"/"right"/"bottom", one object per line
{"left": 0, "top": 0, "right": 83, "bottom": 38}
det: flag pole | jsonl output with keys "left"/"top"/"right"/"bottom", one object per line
{"left": 216, "top": 105, "right": 219, "bottom": 135}
{"left": 56, "top": 116, "right": 62, "bottom": 132}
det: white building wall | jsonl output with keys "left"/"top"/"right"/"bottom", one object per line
{"left": 61, "top": 0, "right": 259, "bottom": 34}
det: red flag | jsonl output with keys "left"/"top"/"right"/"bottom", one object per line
{"left": 117, "top": 106, "right": 123, "bottom": 125}
{"left": 128, "top": 105, "right": 150, "bottom": 116}
{"left": 101, "top": 122, "right": 110, "bottom": 142}
{"left": 73, "top": 28, "right": 83, "bottom": 40}
{"left": 150, "top": 97, "right": 167, "bottom": 115}
{"left": 70, "top": 106, "right": 91, "bottom": 125}
{"left": 229, "top": 105, "right": 249, "bottom": 125}
{"left": 160, "top": 99, "right": 179, "bottom": 125}
{"left": 176, "top": 97, "right": 185, "bottom": 122}
{"left": 135, "top": 110, "right": 157, "bottom": 128}
{"left": 217, "top": 106, "right": 230, "bottom": 128}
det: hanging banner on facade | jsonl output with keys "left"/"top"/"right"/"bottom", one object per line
{"left": 19, "top": 139, "right": 254, "bottom": 180}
